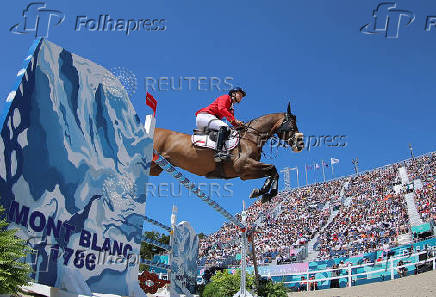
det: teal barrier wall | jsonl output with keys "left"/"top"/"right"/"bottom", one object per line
{"left": 412, "top": 223, "right": 432, "bottom": 234}
{"left": 275, "top": 237, "right": 436, "bottom": 290}
{"left": 199, "top": 238, "right": 435, "bottom": 290}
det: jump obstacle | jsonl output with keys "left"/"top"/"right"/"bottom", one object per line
{"left": 144, "top": 94, "right": 254, "bottom": 297}
{"left": 141, "top": 205, "right": 179, "bottom": 295}
{"left": 149, "top": 151, "right": 253, "bottom": 297}
{"left": 144, "top": 216, "right": 172, "bottom": 233}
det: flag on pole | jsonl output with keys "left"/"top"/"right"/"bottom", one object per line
{"left": 305, "top": 164, "right": 309, "bottom": 185}
{"left": 290, "top": 167, "right": 299, "bottom": 187}
{"left": 330, "top": 158, "right": 339, "bottom": 177}
{"left": 146, "top": 92, "right": 157, "bottom": 117}
{"left": 321, "top": 161, "right": 326, "bottom": 182}
{"left": 146, "top": 92, "right": 158, "bottom": 160}
{"left": 330, "top": 158, "right": 340, "bottom": 165}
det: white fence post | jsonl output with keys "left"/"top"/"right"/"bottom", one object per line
{"left": 348, "top": 265, "right": 352, "bottom": 287}
{"left": 306, "top": 271, "right": 309, "bottom": 291}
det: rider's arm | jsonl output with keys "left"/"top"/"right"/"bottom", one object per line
{"left": 217, "top": 95, "right": 237, "bottom": 125}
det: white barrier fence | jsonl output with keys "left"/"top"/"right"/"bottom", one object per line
{"left": 262, "top": 249, "right": 436, "bottom": 291}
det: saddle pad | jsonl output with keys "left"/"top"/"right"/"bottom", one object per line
{"left": 191, "top": 130, "right": 239, "bottom": 151}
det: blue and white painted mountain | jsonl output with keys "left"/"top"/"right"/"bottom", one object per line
{"left": 0, "top": 39, "right": 153, "bottom": 296}
{"left": 171, "top": 221, "right": 199, "bottom": 295}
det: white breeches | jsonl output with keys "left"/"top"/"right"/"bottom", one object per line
{"left": 196, "top": 113, "right": 228, "bottom": 131}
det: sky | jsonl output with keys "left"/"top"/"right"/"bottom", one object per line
{"left": 0, "top": 0, "right": 435, "bottom": 234}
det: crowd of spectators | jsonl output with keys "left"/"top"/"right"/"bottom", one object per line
{"left": 198, "top": 152, "right": 435, "bottom": 267}
{"left": 198, "top": 179, "right": 345, "bottom": 267}
{"left": 316, "top": 164, "right": 409, "bottom": 260}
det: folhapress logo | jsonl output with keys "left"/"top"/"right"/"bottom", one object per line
{"left": 74, "top": 15, "right": 167, "bottom": 35}
{"left": 10, "top": 2, "right": 65, "bottom": 38}
{"left": 361, "top": 2, "right": 414, "bottom": 38}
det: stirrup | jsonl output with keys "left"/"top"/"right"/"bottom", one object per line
{"left": 214, "top": 151, "right": 230, "bottom": 162}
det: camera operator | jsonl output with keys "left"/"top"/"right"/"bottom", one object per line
{"left": 397, "top": 260, "right": 408, "bottom": 278}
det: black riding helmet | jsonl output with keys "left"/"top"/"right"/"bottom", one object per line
{"left": 228, "top": 87, "right": 246, "bottom": 97}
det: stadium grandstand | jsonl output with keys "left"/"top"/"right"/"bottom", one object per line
{"left": 198, "top": 151, "right": 436, "bottom": 291}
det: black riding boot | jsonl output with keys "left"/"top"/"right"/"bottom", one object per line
{"left": 214, "top": 126, "right": 230, "bottom": 162}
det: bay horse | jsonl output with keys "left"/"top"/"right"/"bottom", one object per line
{"left": 150, "top": 103, "right": 304, "bottom": 203}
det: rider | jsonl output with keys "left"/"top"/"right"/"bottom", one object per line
{"left": 195, "top": 87, "right": 246, "bottom": 161}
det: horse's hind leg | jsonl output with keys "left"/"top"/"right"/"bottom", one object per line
{"left": 270, "top": 175, "right": 279, "bottom": 196}
{"left": 260, "top": 174, "right": 279, "bottom": 203}
{"left": 249, "top": 176, "right": 273, "bottom": 199}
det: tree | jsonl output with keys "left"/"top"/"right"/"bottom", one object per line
{"left": 257, "top": 277, "right": 288, "bottom": 297}
{"left": 202, "top": 270, "right": 252, "bottom": 297}
{"left": 139, "top": 231, "right": 170, "bottom": 271}
{"left": 0, "top": 205, "right": 33, "bottom": 294}
{"left": 201, "top": 270, "right": 288, "bottom": 297}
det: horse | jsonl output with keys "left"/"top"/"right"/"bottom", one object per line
{"left": 150, "top": 103, "right": 304, "bottom": 203}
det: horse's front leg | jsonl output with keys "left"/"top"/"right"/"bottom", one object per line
{"left": 236, "top": 158, "right": 279, "bottom": 203}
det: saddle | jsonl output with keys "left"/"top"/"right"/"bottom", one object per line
{"left": 191, "top": 128, "right": 240, "bottom": 152}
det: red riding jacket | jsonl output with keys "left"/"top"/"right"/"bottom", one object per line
{"left": 195, "top": 94, "right": 237, "bottom": 125}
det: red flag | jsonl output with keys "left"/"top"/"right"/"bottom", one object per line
{"left": 146, "top": 92, "right": 157, "bottom": 117}
{"left": 152, "top": 152, "right": 159, "bottom": 161}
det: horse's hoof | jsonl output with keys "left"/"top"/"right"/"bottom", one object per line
{"left": 270, "top": 189, "right": 278, "bottom": 197}
{"left": 262, "top": 189, "right": 278, "bottom": 203}
{"left": 261, "top": 193, "right": 273, "bottom": 204}
{"left": 249, "top": 189, "right": 260, "bottom": 198}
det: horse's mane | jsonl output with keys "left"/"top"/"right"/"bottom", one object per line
{"left": 246, "top": 112, "right": 284, "bottom": 127}
{"left": 239, "top": 112, "right": 285, "bottom": 138}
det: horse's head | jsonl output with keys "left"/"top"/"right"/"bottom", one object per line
{"left": 275, "top": 103, "right": 304, "bottom": 152}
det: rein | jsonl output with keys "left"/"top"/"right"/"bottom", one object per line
{"left": 236, "top": 119, "right": 295, "bottom": 149}
{"left": 234, "top": 119, "right": 294, "bottom": 159}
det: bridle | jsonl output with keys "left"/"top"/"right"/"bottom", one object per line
{"left": 275, "top": 113, "right": 298, "bottom": 148}
{"left": 236, "top": 112, "right": 298, "bottom": 148}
